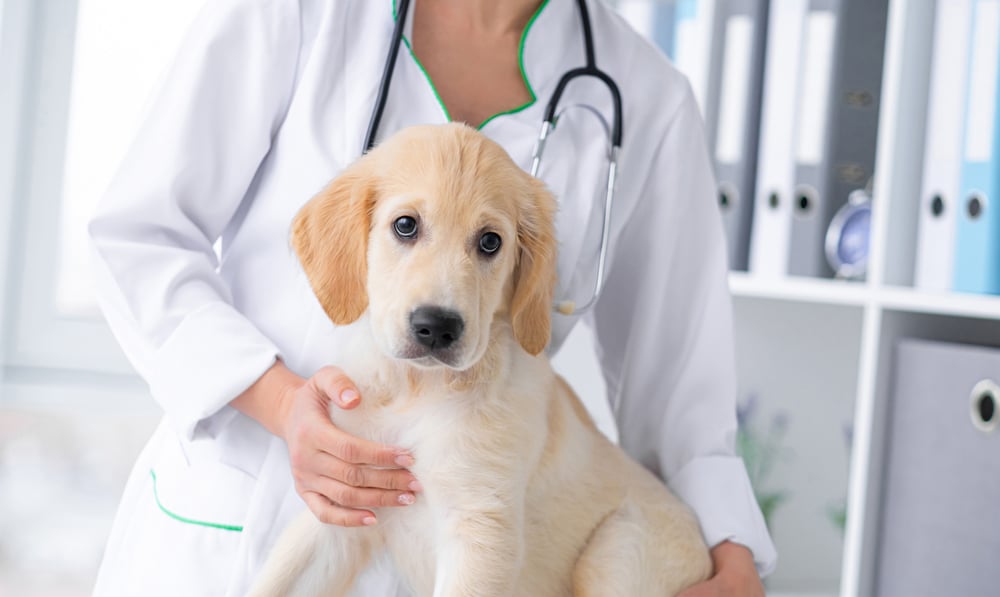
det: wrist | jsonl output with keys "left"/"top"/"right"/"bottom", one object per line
{"left": 231, "top": 359, "right": 305, "bottom": 438}
{"left": 711, "top": 540, "right": 755, "bottom": 573}
{"left": 274, "top": 367, "right": 305, "bottom": 437}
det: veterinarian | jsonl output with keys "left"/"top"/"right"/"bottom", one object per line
{"left": 90, "top": 0, "right": 777, "bottom": 594}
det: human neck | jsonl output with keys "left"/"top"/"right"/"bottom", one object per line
{"left": 416, "top": 0, "right": 545, "bottom": 36}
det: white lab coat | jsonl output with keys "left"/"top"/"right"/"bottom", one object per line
{"left": 89, "top": 0, "right": 777, "bottom": 594}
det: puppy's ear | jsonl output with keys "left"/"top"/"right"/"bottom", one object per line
{"left": 511, "top": 178, "right": 558, "bottom": 355}
{"left": 291, "top": 160, "right": 376, "bottom": 326}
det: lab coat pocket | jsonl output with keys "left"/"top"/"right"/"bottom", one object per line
{"left": 130, "top": 431, "right": 258, "bottom": 596}
{"left": 152, "top": 433, "right": 255, "bottom": 533}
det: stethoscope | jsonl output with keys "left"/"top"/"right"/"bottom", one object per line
{"left": 363, "top": 0, "right": 623, "bottom": 316}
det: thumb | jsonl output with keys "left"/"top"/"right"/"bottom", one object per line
{"left": 312, "top": 366, "right": 362, "bottom": 410}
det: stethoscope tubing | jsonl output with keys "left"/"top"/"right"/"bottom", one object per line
{"left": 364, "top": 0, "right": 412, "bottom": 154}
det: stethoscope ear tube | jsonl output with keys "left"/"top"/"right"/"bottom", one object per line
{"left": 364, "top": 0, "right": 411, "bottom": 153}
{"left": 532, "top": 65, "right": 623, "bottom": 315}
{"left": 542, "top": 68, "right": 624, "bottom": 148}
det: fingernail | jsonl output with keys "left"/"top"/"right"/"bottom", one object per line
{"left": 408, "top": 479, "right": 423, "bottom": 492}
{"left": 398, "top": 493, "right": 415, "bottom": 505}
{"left": 394, "top": 454, "right": 415, "bottom": 467}
{"left": 340, "top": 389, "right": 359, "bottom": 406}
{"left": 363, "top": 516, "right": 378, "bottom": 526}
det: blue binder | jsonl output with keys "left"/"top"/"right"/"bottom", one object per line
{"left": 654, "top": 2, "right": 678, "bottom": 61}
{"left": 955, "top": 0, "right": 1000, "bottom": 294}
{"left": 673, "top": 0, "right": 699, "bottom": 61}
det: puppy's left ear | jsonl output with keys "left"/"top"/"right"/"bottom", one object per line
{"left": 511, "top": 177, "right": 558, "bottom": 355}
{"left": 291, "top": 158, "right": 377, "bottom": 326}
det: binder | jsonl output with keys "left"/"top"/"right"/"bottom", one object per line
{"left": 954, "top": 0, "right": 1000, "bottom": 295}
{"left": 914, "top": 0, "right": 974, "bottom": 291}
{"left": 709, "top": 0, "right": 769, "bottom": 271}
{"left": 749, "top": 0, "right": 806, "bottom": 277}
{"left": 786, "top": 0, "right": 888, "bottom": 278}
{"left": 878, "top": 339, "right": 1000, "bottom": 597}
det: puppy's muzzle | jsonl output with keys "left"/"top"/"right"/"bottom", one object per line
{"left": 410, "top": 306, "right": 464, "bottom": 352}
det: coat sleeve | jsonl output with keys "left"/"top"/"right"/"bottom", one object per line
{"left": 587, "top": 84, "right": 778, "bottom": 575}
{"left": 88, "top": 0, "right": 301, "bottom": 440}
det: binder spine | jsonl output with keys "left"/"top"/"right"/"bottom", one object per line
{"left": 915, "top": 0, "right": 974, "bottom": 291}
{"left": 955, "top": 0, "right": 1000, "bottom": 294}
{"left": 787, "top": 0, "right": 888, "bottom": 277}
{"left": 714, "top": 0, "right": 769, "bottom": 271}
{"left": 750, "top": 0, "right": 806, "bottom": 276}
{"left": 820, "top": 0, "right": 887, "bottom": 275}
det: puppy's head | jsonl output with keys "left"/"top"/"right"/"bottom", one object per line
{"left": 293, "top": 124, "right": 557, "bottom": 369}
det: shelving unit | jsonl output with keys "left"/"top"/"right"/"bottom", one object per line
{"left": 724, "top": 2, "right": 1000, "bottom": 595}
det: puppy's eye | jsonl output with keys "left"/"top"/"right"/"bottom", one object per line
{"left": 479, "top": 232, "right": 502, "bottom": 256}
{"left": 393, "top": 216, "right": 418, "bottom": 240}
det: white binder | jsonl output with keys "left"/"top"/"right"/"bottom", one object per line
{"left": 914, "top": 0, "right": 974, "bottom": 291}
{"left": 749, "top": 0, "right": 806, "bottom": 277}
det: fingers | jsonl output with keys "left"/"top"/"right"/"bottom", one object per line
{"left": 312, "top": 366, "right": 362, "bottom": 409}
{"left": 301, "top": 491, "right": 378, "bottom": 528}
{"left": 303, "top": 474, "right": 416, "bottom": 509}
{"left": 312, "top": 451, "right": 421, "bottom": 492}
{"left": 320, "top": 423, "right": 414, "bottom": 468}
{"left": 307, "top": 367, "right": 414, "bottom": 468}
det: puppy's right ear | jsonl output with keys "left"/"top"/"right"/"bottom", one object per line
{"left": 291, "top": 160, "right": 376, "bottom": 326}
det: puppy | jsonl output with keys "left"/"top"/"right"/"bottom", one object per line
{"left": 249, "top": 124, "right": 711, "bottom": 596}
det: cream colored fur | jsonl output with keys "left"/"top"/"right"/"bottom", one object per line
{"left": 249, "top": 124, "right": 711, "bottom": 597}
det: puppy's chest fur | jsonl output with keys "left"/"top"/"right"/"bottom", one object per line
{"left": 329, "top": 333, "right": 557, "bottom": 593}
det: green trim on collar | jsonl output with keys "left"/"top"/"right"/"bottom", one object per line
{"left": 478, "top": 0, "right": 550, "bottom": 130}
{"left": 390, "top": 0, "right": 551, "bottom": 130}
{"left": 400, "top": 35, "right": 453, "bottom": 122}
{"left": 149, "top": 469, "right": 244, "bottom": 532}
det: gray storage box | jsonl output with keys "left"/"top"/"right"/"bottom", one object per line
{"left": 878, "top": 339, "right": 1000, "bottom": 596}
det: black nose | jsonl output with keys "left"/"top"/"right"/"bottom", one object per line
{"left": 410, "top": 307, "right": 464, "bottom": 350}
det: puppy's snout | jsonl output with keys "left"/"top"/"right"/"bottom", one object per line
{"left": 410, "top": 307, "right": 464, "bottom": 351}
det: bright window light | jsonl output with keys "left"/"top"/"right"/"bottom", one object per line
{"left": 56, "top": 0, "right": 206, "bottom": 317}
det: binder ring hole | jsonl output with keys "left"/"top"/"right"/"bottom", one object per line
{"left": 794, "top": 186, "right": 817, "bottom": 218}
{"left": 768, "top": 192, "right": 780, "bottom": 210}
{"left": 970, "top": 380, "right": 999, "bottom": 433}
{"left": 719, "top": 183, "right": 738, "bottom": 212}
{"left": 930, "top": 194, "right": 945, "bottom": 218}
{"left": 967, "top": 194, "right": 985, "bottom": 220}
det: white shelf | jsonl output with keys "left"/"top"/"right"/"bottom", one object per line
{"left": 728, "top": 272, "right": 869, "bottom": 307}
{"left": 879, "top": 286, "right": 1000, "bottom": 320}
{"left": 729, "top": 273, "right": 1000, "bottom": 321}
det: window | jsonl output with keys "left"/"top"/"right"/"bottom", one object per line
{"left": 57, "top": 0, "right": 207, "bottom": 316}
{"left": 4, "top": 0, "right": 205, "bottom": 379}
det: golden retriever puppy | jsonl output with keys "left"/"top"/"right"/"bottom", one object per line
{"left": 249, "top": 123, "right": 711, "bottom": 597}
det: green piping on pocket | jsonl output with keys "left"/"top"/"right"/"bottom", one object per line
{"left": 149, "top": 469, "right": 244, "bottom": 532}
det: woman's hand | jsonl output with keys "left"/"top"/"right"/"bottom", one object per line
{"left": 282, "top": 366, "right": 420, "bottom": 526}
{"left": 677, "top": 541, "right": 764, "bottom": 597}
{"left": 232, "top": 361, "right": 421, "bottom": 527}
